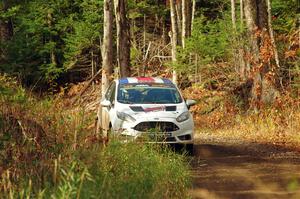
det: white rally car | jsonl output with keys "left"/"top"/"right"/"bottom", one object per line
{"left": 98, "top": 77, "right": 196, "bottom": 149}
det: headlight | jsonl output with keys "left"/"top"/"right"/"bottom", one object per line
{"left": 176, "top": 111, "right": 190, "bottom": 122}
{"left": 117, "top": 111, "right": 136, "bottom": 122}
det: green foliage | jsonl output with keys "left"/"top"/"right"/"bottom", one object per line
{"left": 1, "top": 0, "right": 103, "bottom": 85}
{"left": 174, "top": 13, "right": 234, "bottom": 82}
{"left": 0, "top": 5, "right": 20, "bottom": 19}
{"left": 87, "top": 142, "right": 190, "bottom": 199}
{"left": 189, "top": 17, "right": 228, "bottom": 61}
{"left": 63, "top": 0, "right": 103, "bottom": 69}
{"left": 0, "top": 142, "right": 191, "bottom": 199}
{"left": 51, "top": 161, "right": 92, "bottom": 199}
{"left": 128, "top": 0, "right": 168, "bottom": 20}
{"left": 270, "top": 0, "right": 299, "bottom": 93}
{"left": 271, "top": 0, "right": 298, "bottom": 33}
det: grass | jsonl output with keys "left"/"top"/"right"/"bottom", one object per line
{"left": 0, "top": 74, "right": 191, "bottom": 199}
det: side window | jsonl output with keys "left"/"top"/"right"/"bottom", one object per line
{"left": 105, "top": 82, "right": 116, "bottom": 102}
{"left": 110, "top": 85, "right": 116, "bottom": 103}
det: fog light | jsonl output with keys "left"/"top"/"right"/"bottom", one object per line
{"left": 178, "top": 134, "right": 191, "bottom": 141}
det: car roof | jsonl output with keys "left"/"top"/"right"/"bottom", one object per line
{"left": 118, "top": 77, "right": 173, "bottom": 85}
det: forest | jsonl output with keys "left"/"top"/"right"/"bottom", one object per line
{"left": 0, "top": 0, "right": 300, "bottom": 198}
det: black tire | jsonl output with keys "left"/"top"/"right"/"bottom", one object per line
{"left": 185, "top": 144, "right": 194, "bottom": 156}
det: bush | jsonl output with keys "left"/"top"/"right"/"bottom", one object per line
{"left": 85, "top": 142, "right": 190, "bottom": 199}
{"left": 0, "top": 75, "right": 191, "bottom": 199}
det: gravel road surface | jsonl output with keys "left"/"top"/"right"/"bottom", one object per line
{"left": 190, "top": 134, "right": 300, "bottom": 199}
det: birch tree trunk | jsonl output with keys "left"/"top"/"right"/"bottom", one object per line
{"left": 240, "top": 0, "right": 244, "bottom": 28}
{"left": 266, "top": 0, "right": 280, "bottom": 69}
{"left": 170, "top": 0, "right": 178, "bottom": 84}
{"left": 191, "top": 0, "right": 196, "bottom": 32}
{"left": 102, "top": 0, "right": 114, "bottom": 97}
{"left": 97, "top": 0, "right": 114, "bottom": 143}
{"left": 182, "top": 0, "right": 187, "bottom": 48}
{"left": 231, "top": 0, "right": 238, "bottom": 75}
{"left": 114, "top": 0, "right": 131, "bottom": 78}
{"left": 232, "top": 0, "right": 246, "bottom": 80}
{"left": 91, "top": 51, "right": 95, "bottom": 90}
{"left": 47, "top": 11, "right": 57, "bottom": 67}
{"left": 143, "top": 14, "right": 146, "bottom": 57}
{"left": 231, "top": 0, "right": 237, "bottom": 30}
{"left": 0, "top": 0, "right": 13, "bottom": 59}
{"left": 240, "top": 0, "right": 250, "bottom": 80}
{"left": 181, "top": 0, "right": 192, "bottom": 48}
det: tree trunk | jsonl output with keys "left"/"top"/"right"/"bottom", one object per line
{"left": 244, "top": 0, "right": 261, "bottom": 110}
{"left": 244, "top": 0, "right": 278, "bottom": 110}
{"left": 231, "top": 0, "right": 238, "bottom": 76}
{"left": 97, "top": 0, "right": 114, "bottom": 143}
{"left": 143, "top": 14, "right": 146, "bottom": 59}
{"left": 182, "top": 0, "right": 187, "bottom": 48}
{"left": 181, "top": 0, "right": 192, "bottom": 48}
{"left": 0, "top": 0, "right": 12, "bottom": 42}
{"left": 175, "top": 2, "right": 182, "bottom": 45}
{"left": 47, "top": 11, "right": 57, "bottom": 67}
{"left": 232, "top": 0, "right": 246, "bottom": 80}
{"left": 231, "top": 0, "right": 237, "bottom": 30}
{"left": 102, "top": 0, "right": 114, "bottom": 97}
{"left": 186, "top": 0, "right": 192, "bottom": 37}
{"left": 0, "top": 0, "right": 13, "bottom": 59}
{"left": 191, "top": 0, "right": 196, "bottom": 32}
{"left": 240, "top": 0, "right": 244, "bottom": 29}
{"left": 162, "top": 18, "right": 168, "bottom": 45}
{"left": 244, "top": 0, "right": 259, "bottom": 61}
{"left": 266, "top": 0, "right": 280, "bottom": 69}
{"left": 239, "top": 0, "right": 249, "bottom": 80}
{"left": 178, "top": 0, "right": 192, "bottom": 89}
{"left": 91, "top": 51, "right": 95, "bottom": 90}
{"left": 170, "top": 0, "right": 178, "bottom": 84}
{"left": 256, "top": 0, "right": 268, "bottom": 31}
{"left": 114, "top": 0, "right": 131, "bottom": 78}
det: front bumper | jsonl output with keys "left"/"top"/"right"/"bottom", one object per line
{"left": 113, "top": 118, "right": 194, "bottom": 144}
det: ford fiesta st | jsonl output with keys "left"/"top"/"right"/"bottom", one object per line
{"left": 97, "top": 77, "right": 196, "bottom": 150}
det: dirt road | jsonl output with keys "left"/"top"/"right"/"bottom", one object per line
{"left": 190, "top": 135, "right": 300, "bottom": 199}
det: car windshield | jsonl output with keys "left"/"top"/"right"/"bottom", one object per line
{"left": 117, "top": 83, "right": 183, "bottom": 104}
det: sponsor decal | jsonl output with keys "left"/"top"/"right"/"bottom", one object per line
{"left": 144, "top": 106, "right": 166, "bottom": 112}
{"left": 130, "top": 106, "right": 176, "bottom": 112}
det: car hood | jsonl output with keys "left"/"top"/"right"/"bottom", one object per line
{"left": 116, "top": 103, "right": 188, "bottom": 120}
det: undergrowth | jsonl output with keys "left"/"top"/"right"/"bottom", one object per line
{"left": 0, "top": 75, "right": 191, "bottom": 198}
{"left": 183, "top": 85, "right": 300, "bottom": 147}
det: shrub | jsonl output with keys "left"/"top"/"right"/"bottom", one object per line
{"left": 0, "top": 74, "right": 191, "bottom": 199}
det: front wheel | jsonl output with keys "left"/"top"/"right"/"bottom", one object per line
{"left": 185, "top": 144, "right": 194, "bottom": 156}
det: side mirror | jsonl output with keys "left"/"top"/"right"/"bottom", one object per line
{"left": 186, "top": 99, "right": 196, "bottom": 109}
{"left": 101, "top": 100, "right": 111, "bottom": 107}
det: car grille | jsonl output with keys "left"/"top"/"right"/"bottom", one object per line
{"left": 165, "top": 137, "right": 176, "bottom": 142}
{"left": 133, "top": 122, "right": 179, "bottom": 132}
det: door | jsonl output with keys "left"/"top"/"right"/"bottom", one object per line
{"left": 101, "top": 81, "right": 116, "bottom": 131}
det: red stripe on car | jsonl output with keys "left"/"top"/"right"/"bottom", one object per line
{"left": 136, "top": 77, "right": 155, "bottom": 83}
{"left": 144, "top": 106, "right": 166, "bottom": 112}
